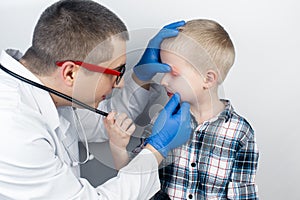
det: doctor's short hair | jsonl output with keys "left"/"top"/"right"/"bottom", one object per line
{"left": 161, "top": 19, "right": 235, "bottom": 84}
{"left": 22, "top": 0, "right": 129, "bottom": 76}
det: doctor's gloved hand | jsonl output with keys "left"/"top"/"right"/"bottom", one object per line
{"left": 144, "top": 93, "right": 191, "bottom": 158}
{"left": 133, "top": 20, "right": 185, "bottom": 81}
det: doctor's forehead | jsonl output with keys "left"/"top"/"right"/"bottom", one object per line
{"left": 111, "top": 37, "right": 126, "bottom": 54}
{"left": 104, "top": 37, "right": 127, "bottom": 66}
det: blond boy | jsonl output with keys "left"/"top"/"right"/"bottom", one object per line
{"left": 153, "top": 19, "right": 259, "bottom": 199}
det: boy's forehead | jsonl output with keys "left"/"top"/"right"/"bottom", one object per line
{"left": 161, "top": 50, "right": 192, "bottom": 63}
{"left": 161, "top": 49, "right": 214, "bottom": 77}
{"left": 161, "top": 45, "right": 217, "bottom": 72}
{"left": 161, "top": 50, "right": 185, "bottom": 61}
{"left": 161, "top": 51, "right": 185, "bottom": 67}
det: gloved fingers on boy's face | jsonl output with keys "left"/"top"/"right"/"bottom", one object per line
{"left": 163, "top": 20, "right": 185, "bottom": 29}
{"left": 150, "top": 29, "right": 179, "bottom": 47}
{"left": 158, "top": 29, "right": 179, "bottom": 39}
{"left": 149, "top": 22, "right": 184, "bottom": 48}
{"left": 164, "top": 93, "right": 180, "bottom": 115}
{"left": 175, "top": 102, "right": 190, "bottom": 116}
{"left": 148, "top": 63, "right": 171, "bottom": 74}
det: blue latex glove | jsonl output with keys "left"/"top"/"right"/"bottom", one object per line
{"left": 145, "top": 93, "right": 191, "bottom": 157}
{"left": 133, "top": 20, "right": 186, "bottom": 81}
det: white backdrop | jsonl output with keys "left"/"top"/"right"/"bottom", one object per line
{"left": 1, "top": 0, "right": 300, "bottom": 199}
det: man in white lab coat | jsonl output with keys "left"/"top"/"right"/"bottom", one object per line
{"left": 0, "top": 0, "right": 191, "bottom": 199}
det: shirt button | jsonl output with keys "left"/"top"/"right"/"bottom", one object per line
{"left": 191, "top": 162, "right": 196, "bottom": 167}
{"left": 188, "top": 194, "right": 193, "bottom": 199}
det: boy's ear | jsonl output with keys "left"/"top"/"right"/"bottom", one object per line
{"left": 203, "top": 70, "right": 218, "bottom": 89}
{"left": 59, "top": 61, "right": 79, "bottom": 87}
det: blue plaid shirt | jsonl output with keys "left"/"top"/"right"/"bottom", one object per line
{"left": 158, "top": 100, "right": 259, "bottom": 200}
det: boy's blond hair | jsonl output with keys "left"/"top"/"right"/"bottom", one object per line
{"left": 161, "top": 19, "right": 235, "bottom": 83}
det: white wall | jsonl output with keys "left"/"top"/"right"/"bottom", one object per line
{"left": 1, "top": 0, "right": 299, "bottom": 199}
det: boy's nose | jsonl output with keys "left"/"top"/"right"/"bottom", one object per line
{"left": 160, "top": 73, "right": 171, "bottom": 87}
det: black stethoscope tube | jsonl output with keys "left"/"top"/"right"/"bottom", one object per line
{"left": 0, "top": 64, "right": 108, "bottom": 117}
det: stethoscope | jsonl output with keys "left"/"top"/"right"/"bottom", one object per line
{"left": 0, "top": 63, "right": 109, "bottom": 166}
{"left": 0, "top": 64, "right": 108, "bottom": 117}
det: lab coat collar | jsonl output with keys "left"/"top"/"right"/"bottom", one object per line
{"left": 0, "top": 49, "right": 60, "bottom": 131}
{"left": 0, "top": 49, "right": 42, "bottom": 83}
{"left": 58, "top": 108, "right": 72, "bottom": 140}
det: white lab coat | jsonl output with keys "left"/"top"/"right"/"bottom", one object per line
{"left": 0, "top": 50, "right": 160, "bottom": 199}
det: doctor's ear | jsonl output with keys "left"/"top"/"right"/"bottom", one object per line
{"left": 203, "top": 70, "right": 218, "bottom": 89}
{"left": 59, "top": 61, "right": 79, "bottom": 86}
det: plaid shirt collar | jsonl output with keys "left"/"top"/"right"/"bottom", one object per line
{"left": 191, "top": 99, "right": 234, "bottom": 132}
{"left": 218, "top": 99, "right": 234, "bottom": 123}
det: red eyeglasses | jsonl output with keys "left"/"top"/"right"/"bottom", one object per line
{"left": 56, "top": 60, "right": 126, "bottom": 85}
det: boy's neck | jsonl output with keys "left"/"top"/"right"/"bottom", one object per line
{"left": 190, "top": 93, "right": 225, "bottom": 125}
